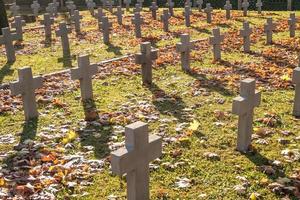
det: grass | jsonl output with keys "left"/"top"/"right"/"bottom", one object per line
{"left": 0, "top": 8, "right": 299, "bottom": 199}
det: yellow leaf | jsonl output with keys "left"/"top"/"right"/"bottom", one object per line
{"left": 249, "top": 193, "right": 257, "bottom": 200}
{"left": 0, "top": 178, "right": 5, "bottom": 187}
{"left": 61, "top": 130, "right": 77, "bottom": 144}
{"left": 188, "top": 120, "right": 200, "bottom": 131}
{"left": 280, "top": 74, "right": 291, "bottom": 81}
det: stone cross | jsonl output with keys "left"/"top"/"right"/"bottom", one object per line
{"left": 10, "top": 67, "right": 43, "bottom": 121}
{"left": 184, "top": 6, "right": 192, "bottom": 27}
{"left": 137, "top": 0, "right": 144, "bottom": 6}
{"left": 41, "top": 13, "right": 54, "bottom": 41}
{"left": 176, "top": 34, "right": 195, "bottom": 72}
{"left": 196, "top": 0, "right": 203, "bottom": 12}
{"left": 224, "top": 0, "right": 232, "bottom": 20}
{"left": 287, "top": 0, "right": 292, "bottom": 11}
{"left": 102, "top": 0, "right": 107, "bottom": 9}
{"left": 256, "top": 0, "right": 263, "bottom": 14}
{"left": 134, "top": 3, "right": 142, "bottom": 13}
{"left": 0, "top": 27, "right": 19, "bottom": 62}
{"left": 135, "top": 42, "right": 158, "bottom": 85}
{"left": 166, "top": 0, "right": 174, "bottom": 16}
{"left": 11, "top": 16, "right": 26, "bottom": 41}
{"left": 264, "top": 17, "right": 276, "bottom": 45}
{"left": 31, "top": 1, "right": 41, "bottom": 17}
{"left": 115, "top": 6, "right": 124, "bottom": 25}
{"left": 124, "top": 0, "right": 131, "bottom": 11}
{"left": 71, "top": 55, "right": 98, "bottom": 101}
{"left": 204, "top": 3, "right": 213, "bottom": 24}
{"left": 66, "top": 1, "right": 76, "bottom": 16}
{"left": 111, "top": 121, "right": 162, "bottom": 200}
{"left": 150, "top": 2, "right": 158, "bottom": 20}
{"left": 96, "top": 8, "right": 106, "bottom": 30}
{"left": 132, "top": 12, "right": 144, "bottom": 38}
{"left": 107, "top": 0, "right": 113, "bottom": 12}
{"left": 46, "top": 3, "right": 55, "bottom": 17}
{"left": 10, "top": 3, "right": 20, "bottom": 16}
{"left": 55, "top": 22, "right": 72, "bottom": 57}
{"left": 101, "top": 16, "right": 112, "bottom": 44}
{"left": 87, "top": 0, "right": 96, "bottom": 16}
{"left": 242, "top": 0, "right": 249, "bottom": 17}
{"left": 71, "top": 10, "right": 83, "bottom": 33}
{"left": 161, "top": 9, "right": 170, "bottom": 32}
{"left": 288, "top": 13, "right": 297, "bottom": 37}
{"left": 209, "top": 28, "right": 224, "bottom": 61}
{"left": 240, "top": 21, "right": 252, "bottom": 53}
{"left": 185, "top": 0, "right": 192, "bottom": 8}
{"left": 232, "top": 78, "right": 261, "bottom": 152}
{"left": 52, "top": 0, "right": 59, "bottom": 15}
{"left": 292, "top": 67, "right": 300, "bottom": 117}
{"left": 238, "top": 0, "right": 242, "bottom": 10}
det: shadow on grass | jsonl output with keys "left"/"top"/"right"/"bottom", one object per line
{"left": 58, "top": 55, "right": 76, "bottom": 68}
{"left": 0, "top": 61, "right": 15, "bottom": 84}
{"left": 78, "top": 99, "right": 111, "bottom": 159}
{"left": 20, "top": 117, "right": 39, "bottom": 143}
{"left": 190, "top": 25, "right": 211, "bottom": 34}
{"left": 147, "top": 83, "right": 188, "bottom": 122}
{"left": 106, "top": 43, "right": 122, "bottom": 56}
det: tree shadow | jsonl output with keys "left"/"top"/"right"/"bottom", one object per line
{"left": 106, "top": 43, "right": 122, "bottom": 56}
{"left": 20, "top": 117, "right": 39, "bottom": 143}
{"left": 190, "top": 25, "right": 211, "bottom": 34}
{"left": 57, "top": 55, "right": 76, "bottom": 68}
{"left": 78, "top": 99, "right": 111, "bottom": 159}
{"left": 273, "top": 41, "right": 300, "bottom": 53}
{"left": 147, "top": 83, "right": 189, "bottom": 122}
{"left": 0, "top": 61, "right": 15, "bottom": 84}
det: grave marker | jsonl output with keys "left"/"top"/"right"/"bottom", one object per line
{"left": 232, "top": 78, "right": 261, "bottom": 152}
{"left": 238, "top": 0, "right": 242, "bottom": 10}
{"left": 167, "top": 0, "right": 174, "bottom": 16}
{"left": 10, "top": 67, "right": 43, "bottom": 120}
{"left": 150, "top": 2, "right": 158, "bottom": 20}
{"left": 55, "top": 22, "right": 72, "bottom": 57}
{"left": 287, "top": 0, "right": 292, "bottom": 11}
{"left": 96, "top": 8, "right": 106, "bottom": 30}
{"left": 10, "top": 3, "right": 20, "bottom": 16}
{"left": 184, "top": 6, "right": 192, "bottom": 27}
{"left": 204, "top": 3, "right": 213, "bottom": 23}
{"left": 52, "top": 0, "right": 59, "bottom": 15}
{"left": 132, "top": 12, "right": 144, "bottom": 38}
{"left": 134, "top": 3, "right": 142, "bottom": 13}
{"left": 0, "top": 27, "right": 19, "bottom": 62}
{"left": 66, "top": 1, "right": 77, "bottom": 16}
{"left": 115, "top": 6, "right": 124, "bottom": 25}
{"left": 240, "top": 21, "right": 252, "bottom": 53}
{"left": 71, "top": 10, "right": 83, "bottom": 33}
{"left": 31, "top": 1, "right": 41, "bottom": 17}
{"left": 242, "top": 0, "right": 249, "bottom": 17}
{"left": 196, "top": 0, "right": 203, "bottom": 12}
{"left": 11, "top": 16, "right": 26, "bottom": 41}
{"left": 224, "top": 0, "right": 232, "bottom": 20}
{"left": 101, "top": 16, "right": 112, "bottom": 44}
{"left": 111, "top": 121, "right": 162, "bottom": 200}
{"left": 41, "top": 13, "right": 54, "bottom": 41}
{"left": 209, "top": 28, "right": 224, "bottom": 61}
{"left": 176, "top": 34, "right": 195, "bottom": 72}
{"left": 293, "top": 67, "right": 300, "bottom": 117}
{"left": 135, "top": 42, "right": 158, "bottom": 85}
{"left": 124, "top": 0, "right": 131, "bottom": 11}
{"left": 288, "top": 13, "right": 297, "bottom": 37}
{"left": 256, "top": 0, "right": 263, "bottom": 14}
{"left": 264, "top": 17, "right": 276, "bottom": 45}
{"left": 87, "top": 0, "right": 96, "bottom": 16}
{"left": 71, "top": 55, "right": 98, "bottom": 100}
{"left": 46, "top": 3, "right": 55, "bottom": 17}
{"left": 161, "top": 9, "right": 170, "bottom": 32}
{"left": 107, "top": 0, "right": 113, "bottom": 12}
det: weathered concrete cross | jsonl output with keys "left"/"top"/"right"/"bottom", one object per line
{"left": 185, "top": 0, "right": 192, "bottom": 8}
{"left": 11, "top": 16, "right": 26, "bottom": 41}
{"left": 101, "top": 16, "right": 112, "bottom": 44}
{"left": 166, "top": 0, "right": 175, "bottom": 16}
{"left": 66, "top": 1, "right": 77, "bottom": 16}
{"left": 264, "top": 17, "right": 276, "bottom": 45}
{"left": 71, "top": 55, "right": 98, "bottom": 101}
{"left": 96, "top": 8, "right": 106, "bottom": 30}
{"left": 287, "top": 0, "right": 292, "bottom": 11}
{"left": 176, "top": 34, "right": 195, "bottom": 72}
{"left": 124, "top": 0, "right": 131, "bottom": 11}
{"left": 242, "top": 0, "right": 249, "bottom": 17}
{"left": 293, "top": 67, "right": 300, "bottom": 117}
{"left": 232, "top": 78, "right": 261, "bottom": 152}
{"left": 161, "top": 9, "right": 170, "bottom": 32}
{"left": 10, "top": 67, "right": 43, "bottom": 121}
{"left": 150, "top": 2, "right": 158, "bottom": 20}
{"left": 31, "top": 1, "right": 41, "bottom": 17}
{"left": 288, "top": 13, "right": 297, "bottom": 37}
{"left": 71, "top": 10, "right": 83, "bottom": 33}
{"left": 224, "top": 0, "right": 232, "bottom": 20}
{"left": 107, "top": 0, "right": 113, "bottom": 12}
{"left": 0, "top": 27, "right": 19, "bottom": 62}
{"left": 52, "top": 0, "right": 60, "bottom": 15}
{"left": 132, "top": 12, "right": 144, "bottom": 38}
{"left": 238, "top": 0, "right": 242, "bottom": 10}
{"left": 10, "top": 3, "right": 20, "bottom": 16}
{"left": 196, "top": 0, "right": 203, "bottom": 12}
{"left": 111, "top": 121, "right": 162, "bottom": 200}
{"left": 41, "top": 13, "right": 54, "bottom": 41}
{"left": 87, "top": 0, "right": 96, "bottom": 16}
{"left": 209, "top": 28, "right": 224, "bottom": 61}
{"left": 135, "top": 42, "right": 158, "bottom": 85}
{"left": 256, "top": 0, "right": 263, "bottom": 14}
{"left": 240, "top": 21, "right": 252, "bottom": 53}
{"left": 134, "top": 3, "right": 142, "bottom": 13}
{"left": 184, "top": 5, "right": 192, "bottom": 27}
{"left": 55, "top": 22, "right": 72, "bottom": 57}
{"left": 115, "top": 6, "right": 124, "bottom": 25}
{"left": 46, "top": 3, "right": 55, "bottom": 17}
{"left": 204, "top": 3, "right": 213, "bottom": 23}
